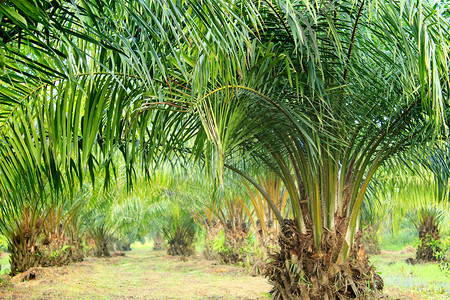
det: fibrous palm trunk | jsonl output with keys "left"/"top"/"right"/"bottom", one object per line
{"left": 9, "top": 211, "right": 84, "bottom": 276}
{"left": 166, "top": 226, "right": 194, "bottom": 257}
{"left": 265, "top": 220, "right": 383, "bottom": 300}
{"left": 416, "top": 213, "right": 441, "bottom": 262}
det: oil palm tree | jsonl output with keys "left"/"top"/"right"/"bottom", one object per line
{"left": 416, "top": 143, "right": 450, "bottom": 261}
{"left": 181, "top": 2, "right": 449, "bottom": 297}
{"left": 369, "top": 155, "right": 449, "bottom": 262}
{"left": 1, "top": 0, "right": 450, "bottom": 298}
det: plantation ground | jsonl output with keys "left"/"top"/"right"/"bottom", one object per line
{"left": 0, "top": 246, "right": 449, "bottom": 299}
{"left": 0, "top": 249, "right": 270, "bottom": 299}
{"left": 372, "top": 248, "right": 450, "bottom": 300}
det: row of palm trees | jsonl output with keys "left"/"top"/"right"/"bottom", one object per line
{"left": 1, "top": 0, "right": 450, "bottom": 298}
{"left": 0, "top": 160, "right": 213, "bottom": 274}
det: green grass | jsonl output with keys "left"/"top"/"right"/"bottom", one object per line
{"left": 372, "top": 253, "right": 450, "bottom": 299}
{"left": 380, "top": 242, "right": 411, "bottom": 252}
{"left": 130, "top": 239, "right": 154, "bottom": 250}
{"left": 0, "top": 254, "right": 10, "bottom": 276}
{"left": 379, "top": 231, "right": 418, "bottom": 251}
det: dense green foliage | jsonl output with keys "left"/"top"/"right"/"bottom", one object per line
{"left": 1, "top": 0, "right": 450, "bottom": 298}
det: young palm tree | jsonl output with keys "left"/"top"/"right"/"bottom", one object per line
{"left": 370, "top": 157, "right": 449, "bottom": 262}
{"left": 149, "top": 167, "right": 205, "bottom": 257}
{"left": 2, "top": 0, "right": 450, "bottom": 298}
{"left": 197, "top": 180, "right": 255, "bottom": 264}
{"left": 416, "top": 143, "right": 450, "bottom": 261}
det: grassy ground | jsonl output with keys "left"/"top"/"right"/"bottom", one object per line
{"left": 370, "top": 247, "right": 450, "bottom": 300}
{"left": 0, "top": 255, "right": 10, "bottom": 276}
{"left": 0, "top": 248, "right": 271, "bottom": 299}
{"left": 0, "top": 245, "right": 449, "bottom": 299}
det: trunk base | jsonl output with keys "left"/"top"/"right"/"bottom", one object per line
{"left": 416, "top": 221, "right": 440, "bottom": 262}
{"left": 264, "top": 220, "right": 383, "bottom": 299}
{"left": 9, "top": 241, "right": 84, "bottom": 276}
{"left": 167, "top": 240, "right": 193, "bottom": 257}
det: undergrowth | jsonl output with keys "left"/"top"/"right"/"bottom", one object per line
{"left": 372, "top": 253, "right": 450, "bottom": 299}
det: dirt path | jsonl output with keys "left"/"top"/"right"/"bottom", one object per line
{"left": 0, "top": 249, "right": 271, "bottom": 299}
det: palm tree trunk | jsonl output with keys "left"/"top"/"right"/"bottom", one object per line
{"left": 416, "top": 212, "right": 441, "bottom": 262}
{"left": 265, "top": 220, "right": 383, "bottom": 299}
